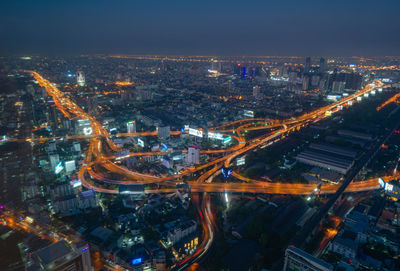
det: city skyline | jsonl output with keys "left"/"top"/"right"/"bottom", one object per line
{"left": 1, "top": 1, "right": 400, "bottom": 271}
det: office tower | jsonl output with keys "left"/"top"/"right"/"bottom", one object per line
{"left": 311, "top": 75, "right": 320, "bottom": 87}
{"left": 302, "top": 75, "right": 310, "bottom": 90}
{"left": 319, "top": 57, "right": 326, "bottom": 73}
{"left": 77, "top": 71, "right": 85, "bottom": 87}
{"left": 157, "top": 125, "right": 170, "bottom": 140}
{"left": 210, "top": 59, "right": 221, "bottom": 72}
{"left": 283, "top": 246, "right": 333, "bottom": 271}
{"left": 332, "top": 81, "right": 346, "bottom": 93}
{"left": 186, "top": 147, "right": 200, "bottom": 164}
{"left": 289, "top": 71, "right": 298, "bottom": 83}
{"left": 127, "top": 120, "right": 136, "bottom": 134}
{"left": 304, "top": 57, "right": 311, "bottom": 73}
{"left": 242, "top": 66, "right": 247, "bottom": 79}
{"left": 318, "top": 78, "right": 327, "bottom": 90}
{"left": 49, "top": 154, "right": 60, "bottom": 169}
{"left": 50, "top": 104, "right": 59, "bottom": 129}
{"left": 234, "top": 64, "right": 241, "bottom": 76}
{"left": 253, "top": 85, "right": 261, "bottom": 98}
{"left": 345, "top": 73, "right": 362, "bottom": 90}
{"left": 27, "top": 240, "right": 92, "bottom": 271}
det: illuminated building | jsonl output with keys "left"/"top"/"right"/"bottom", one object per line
{"left": 167, "top": 219, "right": 197, "bottom": 245}
{"left": 127, "top": 120, "right": 136, "bottom": 134}
{"left": 253, "top": 85, "right": 261, "bottom": 98}
{"left": 242, "top": 66, "right": 247, "bottom": 79}
{"left": 332, "top": 81, "right": 346, "bottom": 93}
{"left": 186, "top": 147, "right": 200, "bottom": 164}
{"left": 76, "top": 71, "right": 85, "bottom": 87}
{"left": 49, "top": 154, "right": 60, "bottom": 169}
{"left": 380, "top": 178, "right": 400, "bottom": 201}
{"left": 302, "top": 75, "right": 310, "bottom": 90}
{"left": 76, "top": 119, "right": 92, "bottom": 136}
{"left": 174, "top": 235, "right": 199, "bottom": 259}
{"left": 319, "top": 57, "right": 326, "bottom": 73}
{"left": 284, "top": 246, "right": 333, "bottom": 271}
{"left": 305, "top": 57, "right": 311, "bottom": 73}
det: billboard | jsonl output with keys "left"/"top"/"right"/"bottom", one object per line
{"left": 83, "top": 127, "right": 93, "bottom": 135}
{"left": 378, "top": 178, "right": 385, "bottom": 189}
{"left": 137, "top": 138, "right": 144, "bottom": 148}
{"left": 55, "top": 162, "right": 63, "bottom": 174}
{"left": 71, "top": 179, "right": 82, "bottom": 188}
{"left": 65, "top": 160, "right": 76, "bottom": 173}
{"left": 385, "top": 183, "right": 394, "bottom": 191}
{"left": 131, "top": 258, "right": 142, "bottom": 265}
{"left": 223, "top": 136, "right": 232, "bottom": 144}
{"left": 243, "top": 110, "right": 254, "bottom": 118}
{"left": 189, "top": 128, "right": 203, "bottom": 138}
{"left": 208, "top": 132, "right": 224, "bottom": 140}
{"left": 236, "top": 157, "right": 245, "bottom": 166}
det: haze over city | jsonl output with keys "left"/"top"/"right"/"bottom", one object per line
{"left": 1, "top": 1, "right": 400, "bottom": 271}
{"left": 1, "top": 0, "right": 400, "bottom": 56}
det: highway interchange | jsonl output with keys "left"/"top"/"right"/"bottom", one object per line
{"left": 24, "top": 71, "right": 393, "bottom": 269}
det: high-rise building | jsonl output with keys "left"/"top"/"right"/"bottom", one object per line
{"left": 157, "top": 125, "right": 170, "bottom": 140}
{"left": 319, "top": 57, "right": 326, "bottom": 73}
{"left": 345, "top": 73, "right": 363, "bottom": 90}
{"left": 49, "top": 154, "right": 60, "bottom": 169}
{"left": 289, "top": 72, "right": 298, "bottom": 83}
{"left": 127, "top": 121, "right": 136, "bottom": 134}
{"left": 283, "top": 246, "right": 333, "bottom": 271}
{"left": 302, "top": 75, "right": 310, "bottom": 90}
{"left": 253, "top": 86, "right": 261, "bottom": 98}
{"left": 242, "top": 66, "right": 247, "bottom": 79}
{"left": 304, "top": 57, "right": 311, "bottom": 73}
{"left": 186, "top": 147, "right": 200, "bottom": 164}
{"left": 77, "top": 71, "right": 85, "bottom": 87}
{"left": 27, "top": 240, "right": 92, "bottom": 271}
{"left": 234, "top": 64, "right": 241, "bottom": 76}
{"left": 311, "top": 75, "right": 320, "bottom": 87}
{"left": 332, "top": 81, "right": 346, "bottom": 93}
{"left": 210, "top": 59, "right": 221, "bottom": 72}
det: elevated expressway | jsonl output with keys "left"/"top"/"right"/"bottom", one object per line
{"left": 26, "top": 70, "right": 387, "bottom": 195}
{"left": 25, "top": 71, "right": 392, "bottom": 270}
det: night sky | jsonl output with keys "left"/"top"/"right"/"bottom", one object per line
{"left": 1, "top": 0, "right": 399, "bottom": 56}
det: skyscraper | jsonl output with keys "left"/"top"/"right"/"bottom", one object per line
{"left": 253, "top": 85, "right": 261, "bottom": 98}
{"left": 319, "top": 57, "right": 326, "bottom": 73}
{"left": 302, "top": 75, "right": 310, "bottom": 90}
{"left": 127, "top": 121, "right": 136, "bottom": 134}
{"left": 186, "top": 146, "right": 200, "bottom": 164}
{"left": 304, "top": 57, "right": 311, "bottom": 73}
{"left": 77, "top": 71, "right": 85, "bottom": 87}
{"left": 157, "top": 125, "right": 170, "bottom": 140}
{"left": 242, "top": 66, "right": 247, "bottom": 79}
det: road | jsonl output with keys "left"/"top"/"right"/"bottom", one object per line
{"left": 24, "top": 71, "right": 391, "bottom": 270}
